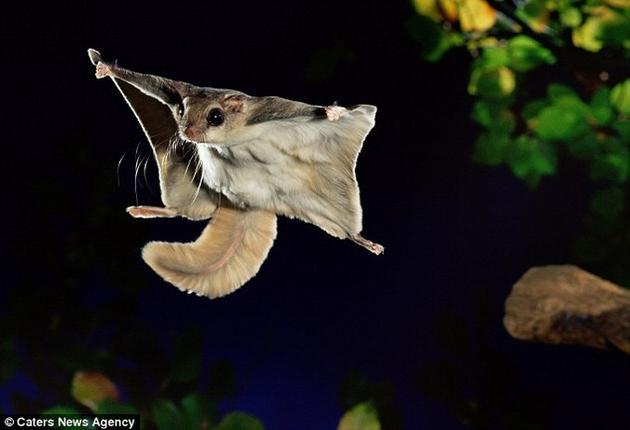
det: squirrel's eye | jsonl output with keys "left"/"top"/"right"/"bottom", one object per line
{"left": 207, "top": 108, "right": 225, "bottom": 126}
{"left": 177, "top": 104, "right": 184, "bottom": 117}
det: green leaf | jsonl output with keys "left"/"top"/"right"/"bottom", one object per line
{"left": 216, "top": 412, "right": 265, "bottom": 430}
{"left": 42, "top": 406, "right": 82, "bottom": 415}
{"left": 338, "top": 402, "right": 381, "bottom": 430}
{"left": 96, "top": 400, "right": 138, "bottom": 415}
{"left": 598, "top": 9, "right": 630, "bottom": 47}
{"left": 405, "top": 15, "right": 462, "bottom": 62}
{"left": 591, "top": 151, "right": 630, "bottom": 183}
{"left": 507, "top": 136, "right": 557, "bottom": 187}
{"left": 472, "top": 100, "right": 494, "bottom": 128}
{"left": 152, "top": 399, "right": 186, "bottom": 430}
{"left": 469, "top": 66, "right": 516, "bottom": 99}
{"left": 506, "top": 36, "right": 556, "bottom": 72}
{"left": 42, "top": 406, "right": 84, "bottom": 430}
{"left": 567, "top": 132, "right": 600, "bottom": 160}
{"left": 472, "top": 101, "right": 516, "bottom": 133}
{"left": 521, "top": 100, "right": 547, "bottom": 121}
{"left": 473, "top": 131, "right": 510, "bottom": 166}
{"left": 534, "top": 96, "right": 590, "bottom": 141}
{"left": 601, "top": 136, "right": 627, "bottom": 154}
{"left": 181, "top": 392, "right": 217, "bottom": 429}
{"left": 478, "top": 46, "right": 510, "bottom": 70}
{"left": 560, "top": 7, "right": 582, "bottom": 28}
{"left": 591, "top": 87, "right": 611, "bottom": 109}
{"left": 611, "top": 79, "right": 630, "bottom": 114}
{"left": 590, "top": 87, "right": 614, "bottom": 125}
{"left": 547, "top": 84, "right": 578, "bottom": 102}
{"left": 613, "top": 121, "right": 630, "bottom": 141}
{"left": 425, "top": 31, "right": 464, "bottom": 62}
{"left": 591, "top": 187, "right": 625, "bottom": 221}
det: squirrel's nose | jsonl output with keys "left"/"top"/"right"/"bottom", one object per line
{"left": 184, "top": 124, "right": 203, "bottom": 139}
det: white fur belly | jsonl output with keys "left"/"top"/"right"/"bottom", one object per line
{"left": 195, "top": 145, "right": 222, "bottom": 190}
{"left": 196, "top": 144, "right": 276, "bottom": 208}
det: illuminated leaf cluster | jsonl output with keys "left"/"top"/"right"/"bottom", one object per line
{"left": 474, "top": 80, "right": 629, "bottom": 187}
{"left": 410, "top": 0, "right": 630, "bottom": 283}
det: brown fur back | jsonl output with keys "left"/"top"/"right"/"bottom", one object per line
{"left": 142, "top": 206, "right": 277, "bottom": 298}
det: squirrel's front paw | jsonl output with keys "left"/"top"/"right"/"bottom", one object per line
{"left": 325, "top": 105, "right": 347, "bottom": 121}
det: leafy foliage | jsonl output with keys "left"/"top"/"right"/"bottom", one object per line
{"left": 338, "top": 402, "right": 381, "bottom": 430}
{"left": 14, "top": 365, "right": 383, "bottom": 430}
{"left": 338, "top": 371, "right": 401, "bottom": 429}
{"left": 215, "top": 412, "right": 265, "bottom": 430}
{"left": 45, "top": 361, "right": 258, "bottom": 430}
{"left": 409, "top": 0, "right": 630, "bottom": 284}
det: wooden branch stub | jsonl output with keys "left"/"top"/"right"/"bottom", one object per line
{"left": 504, "top": 265, "right": 630, "bottom": 354}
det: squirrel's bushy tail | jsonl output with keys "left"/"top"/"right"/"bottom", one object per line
{"left": 142, "top": 206, "right": 277, "bottom": 298}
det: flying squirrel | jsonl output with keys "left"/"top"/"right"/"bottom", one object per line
{"left": 87, "top": 48, "right": 383, "bottom": 299}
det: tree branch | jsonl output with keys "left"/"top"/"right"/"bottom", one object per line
{"left": 485, "top": 0, "right": 561, "bottom": 55}
{"left": 486, "top": 0, "right": 630, "bottom": 88}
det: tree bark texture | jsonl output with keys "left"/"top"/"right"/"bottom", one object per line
{"left": 504, "top": 265, "right": 630, "bottom": 354}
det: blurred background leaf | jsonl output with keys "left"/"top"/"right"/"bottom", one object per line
{"left": 215, "top": 412, "right": 265, "bottom": 430}
{"left": 181, "top": 392, "right": 217, "bottom": 430}
{"left": 152, "top": 398, "right": 186, "bottom": 430}
{"left": 338, "top": 402, "right": 381, "bottom": 430}
{"left": 71, "top": 371, "right": 119, "bottom": 412}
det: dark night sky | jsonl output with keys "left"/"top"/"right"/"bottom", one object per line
{"left": 2, "top": 1, "right": 629, "bottom": 429}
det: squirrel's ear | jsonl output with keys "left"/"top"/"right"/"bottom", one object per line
{"left": 172, "top": 82, "right": 191, "bottom": 98}
{"left": 223, "top": 94, "right": 246, "bottom": 113}
{"left": 87, "top": 48, "right": 102, "bottom": 65}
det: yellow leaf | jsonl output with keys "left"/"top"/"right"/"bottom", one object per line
{"left": 603, "top": 0, "right": 630, "bottom": 8}
{"left": 71, "top": 371, "right": 119, "bottom": 412}
{"left": 412, "top": 0, "right": 443, "bottom": 22}
{"left": 497, "top": 67, "right": 516, "bottom": 95}
{"left": 478, "top": 37, "right": 500, "bottom": 47}
{"left": 458, "top": 0, "right": 497, "bottom": 32}
{"left": 516, "top": 0, "right": 551, "bottom": 32}
{"left": 439, "top": 0, "right": 459, "bottom": 22}
{"left": 588, "top": 6, "right": 621, "bottom": 21}
{"left": 572, "top": 7, "right": 620, "bottom": 52}
{"left": 338, "top": 403, "right": 381, "bottom": 430}
{"left": 412, "top": 0, "right": 497, "bottom": 30}
{"left": 573, "top": 17, "right": 604, "bottom": 51}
